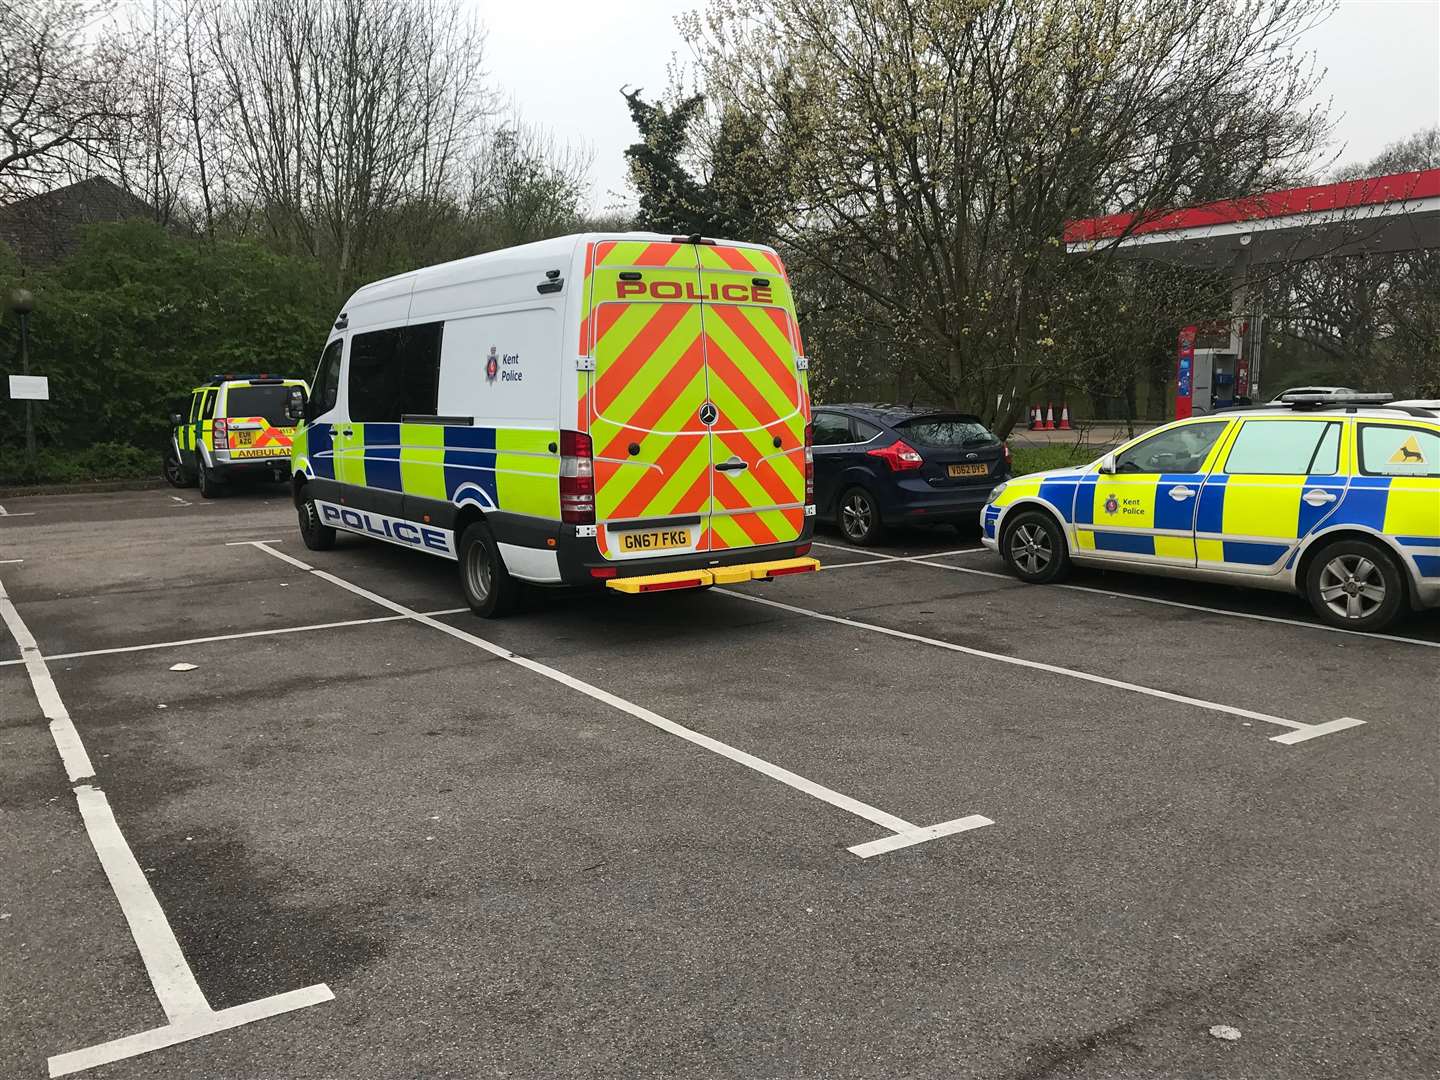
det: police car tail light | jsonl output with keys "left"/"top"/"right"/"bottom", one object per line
{"left": 868, "top": 439, "right": 923, "bottom": 471}
{"left": 559, "top": 429, "right": 595, "bottom": 525}
{"left": 804, "top": 422, "right": 815, "bottom": 503}
{"left": 213, "top": 418, "right": 229, "bottom": 445}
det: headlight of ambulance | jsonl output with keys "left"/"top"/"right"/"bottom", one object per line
{"left": 985, "top": 481, "right": 1008, "bottom": 505}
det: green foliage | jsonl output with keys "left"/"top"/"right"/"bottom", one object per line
{"left": 0, "top": 442, "right": 155, "bottom": 486}
{"left": 1010, "top": 444, "right": 1096, "bottom": 476}
{"left": 0, "top": 221, "right": 331, "bottom": 453}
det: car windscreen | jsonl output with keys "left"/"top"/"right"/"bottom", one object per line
{"left": 894, "top": 416, "right": 997, "bottom": 447}
{"left": 224, "top": 385, "right": 292, "bottom": 425}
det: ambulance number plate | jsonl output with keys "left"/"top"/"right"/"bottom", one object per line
{"left": 616, "top": 527, "right": 691, "bottom": 553}
{"left": 234, "top": 429, "right": 254, "bottom": 446}
{"left": 948, "top": 463, "right": 989, "bottom": 477}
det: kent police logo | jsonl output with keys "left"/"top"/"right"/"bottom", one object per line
{"left": 1104, "top": 493, "right": 1119, "bottom": 516}
{"left": 486, "top": 346, "right": 499, "bottom": 382}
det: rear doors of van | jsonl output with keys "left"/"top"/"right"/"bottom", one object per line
{"left": 583, "top": 239, "right": 809, "bottom": 561}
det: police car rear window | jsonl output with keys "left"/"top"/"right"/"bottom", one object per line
{"left": 895, "top": 417, "right": 995, "bottom": 447}
{"left": 1359, "top": 424, "right": 1439, "bottom": 478}
{"left": 225, "top": 385, "right": 291, "bottom": 425}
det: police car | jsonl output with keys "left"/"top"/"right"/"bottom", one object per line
{"left": 982, "top": 393, "right": 1440, "bottom": 631}
{"left": 165, "top": 374, "right": 309, "bottom": 498}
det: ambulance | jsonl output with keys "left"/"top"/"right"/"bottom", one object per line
{"left": 165, "top": 374, "right": 309, "bottom": 498}
{"left": 285, "top": 233, "right": 819, "bottom": 616}
{"left": 982, "top": 393, "right": 1440, "bottom": 632}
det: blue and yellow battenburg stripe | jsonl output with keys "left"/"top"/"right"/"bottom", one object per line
{"left": 293, "top": 422, "right": 559, "bottom": 518}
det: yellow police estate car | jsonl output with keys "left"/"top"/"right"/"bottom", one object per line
{"left": 982, "top": 393, "right": 1440, "bottom": 632}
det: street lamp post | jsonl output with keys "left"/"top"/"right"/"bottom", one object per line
{"left": 9, "top": 288, "right": 36, "bottom": 474}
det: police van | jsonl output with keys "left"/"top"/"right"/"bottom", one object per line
{"left": 286, "top": 233, "right": 819, "bottom": 616}
{"left": 166, "top": 374, "right": 309, "bottom": 497}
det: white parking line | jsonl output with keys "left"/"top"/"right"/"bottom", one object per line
{"left": 0, "top": 511, "right": 37, "bottom": 517}
{"left": 0, "top": 609, "right": 470, "bottom": 668}
{"left": 720, "top": 589, "right": 1364, "bottom": 745}
{"left": 0, "top": 572, "right": 333, "bottom": 1077}
{"left": 1, "top": 558, "right": 22, "bottom": 564}
{"left": 244, "top": 541, "right": 992, "bottom": 859}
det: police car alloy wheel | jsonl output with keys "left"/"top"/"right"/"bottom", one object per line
{"left": 1000, "top": 509, "right": 1070, "bottom": 585}
{"left": 1305, "top": 539, "right": 1404, "bottom": 632}
{"left": 458, "top": 522, "right": 518, "bottom": 618}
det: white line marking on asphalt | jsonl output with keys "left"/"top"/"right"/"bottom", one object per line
{"left": 0, "top": 511, "right": 37, "bottom": 517}
{"left": 47, "top": 985, "right": 335, "bottom": 1078}
{"left": 0, "top": 570, "right": 332, "bottom": 1076}
{"left": 909, "top": 559, "right": 1440, "bottom": 649}
{"left": 245, "top": 541, "right": 992, "bottom": 857}
{"left": 169, "top": 496, "right": 190, "bottom": 506}
{"left": 0, "top": 576, "right": 95, "bottom": 781}
{"left": 0, "top": 609, "right": 470, "bottom": 668}
{"left": 720, "top": 590, "right": 1365, "bottom": 743}
{"left": 848, "top": 815, "right": 994, "bottom": 858}
{"left": 0, "top": 558, "right": 22, "bottom": 564}
{"left": 1269, "top": 717, "right": 1367, "bottom": 745}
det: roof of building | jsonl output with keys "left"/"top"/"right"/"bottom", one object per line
{"left": 0, "top": 176, "right": 157, "bottom": 267}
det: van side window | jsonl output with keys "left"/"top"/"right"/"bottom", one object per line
{"left": 311, "top": 338, "right": 343, "bottom": 417}
{"left": 396, "top": 322, "right": 443, "bottom": 418}
{"left": 188, "top": 392, "right": 204, "bottom": 422}
{"left": 201, "top": 389, "right": 217, "bottom": 419}
{"left": 349, "top": 323, "right": 444, "bottom": 423}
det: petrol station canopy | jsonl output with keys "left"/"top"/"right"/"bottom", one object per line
{"left": 1064, "top": 168, "right": 1440, "bottom": 267}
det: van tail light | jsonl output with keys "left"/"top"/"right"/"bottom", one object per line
{"left": 212, "top": 418, "right": 229, "bottom": 446}
{"left": 804, "top": 422, "right": 814, "bottom": 503}
{"left": 867, "top": 439, "right": 923, "bottom": 472}
{"left": 559, "top": 429, "right": 595, "bottom": 524}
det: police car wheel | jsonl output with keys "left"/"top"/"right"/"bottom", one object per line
{"left": 459, "top": 522, "right": 518, "bottom": 618}
{"left": 838, "top": 486, "right": 886, "bottom": 545}
{"left": 1305, "top": 540, "right": 1404, "bottom": 631}
{"left": 297, "top": 494, "right": 336, "bottom": 551}
{"left": 1000, "top": 510, "right": 1070, "bottom": 584}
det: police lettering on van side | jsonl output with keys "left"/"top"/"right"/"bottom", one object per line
{"left": 316, "top": 500, "right": 455, "bottom": 558}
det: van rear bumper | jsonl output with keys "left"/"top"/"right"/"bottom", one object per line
{"left": 554, "top": 522, "right": 815, "bottom": 587}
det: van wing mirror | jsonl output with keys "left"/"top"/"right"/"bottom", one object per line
{"left": 1099, "top": 452, "right": 1117, "bottom": 474}
{"left": 169, "top": 412, "right": 184, "bottom": 426}
{"left": 285, "top": 385, "right": 307, "bottom": 422}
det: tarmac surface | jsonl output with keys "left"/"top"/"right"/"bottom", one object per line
{"left": 2, "top": 484, "right": 1436, "bottom": 1079}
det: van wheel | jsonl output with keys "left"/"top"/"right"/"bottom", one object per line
{"left": 297, "top": 492, "right": 336, "bottom": 551}
{"left": 1000, "top": 509, "right": 1070, "bottom": 584}
{"left": 1305, "top": 539, "right": 1404, "bottom": 632}
{"left": 197, "top": 461, "right": 224, "bottom": 499}
{"left": 458, "top": 522, "right": 518, "bottom": 618}
{"left": 838, "top": 486, "right": 886, "bottom": 545}
{"left": 163, "top": 449, "right": 191, "bottom": 488}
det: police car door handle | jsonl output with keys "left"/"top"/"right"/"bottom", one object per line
{"left": 1168, "top": 485, "right": 1197, "bottom": 500}
{"left": 1302, "top": 488, "right": 1338, "bottom": 506}
{"left": 715, "top": 457, "right": 749, "bottom": 473}
{"left": 339, "top": 428, "right": 353, "bottom": 437}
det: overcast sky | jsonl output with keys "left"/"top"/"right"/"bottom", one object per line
{"left": 474, "top": 0, "right": 1440, "bottom": 212}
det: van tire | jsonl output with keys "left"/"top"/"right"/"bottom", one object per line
{"left": 1000, "top": 508, "right": 1070, "bottom": 584}
{"left": 1303, "top": 538, "right": 1405, "bottom": 632}
{"left": 197, "top": 461, "right": 224, "bottom": 499}
{"left": 297, "top": 492, "right": 336, "bottom": 551}
{"left": 458, "top": 522, "right": 518, "bottom": 618}
{"left": 837, "top": 486, "right": 886, "bottom": 546}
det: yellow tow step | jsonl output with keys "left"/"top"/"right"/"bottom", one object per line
{"left": 605, "top": 556, "right": 821, "bottom": 594}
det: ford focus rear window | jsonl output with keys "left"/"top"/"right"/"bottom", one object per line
{"left": 896, "top": 417, "right": 995, "bottom": 447}
{"left": 225, "top": 385, "right": 291, "bottom": 425}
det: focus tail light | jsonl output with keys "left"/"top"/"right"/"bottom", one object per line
{"left": 559, "top": 429, "right": 595, "bottom": 525}
{"left": 1002, "top": 441, "right": 1012, "bottom": 469}
{"left": 213, "top": 418, "right": 229, "bottom": 446}
{"left": 804, "top": 422, "right": 814, "bottom": 503}
{"left": 867, "top": 439, "right": 923, "bottom": 472}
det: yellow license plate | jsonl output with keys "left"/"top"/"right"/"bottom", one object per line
{"left": 948, "top": 463, "right": 988, "bottom": 477}
{"left": 616, "top": 528, "right": 691, "bottom": 553}
{"left": 234, "top": 429, "right": 254, "bottom": 446}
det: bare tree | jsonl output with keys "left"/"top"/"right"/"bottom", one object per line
{"left": 0, "top": 0, "right": 130, "bottom": 200}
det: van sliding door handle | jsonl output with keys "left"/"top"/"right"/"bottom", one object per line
{"left": 715, "top": 457, "right": 749, "bottom": 473}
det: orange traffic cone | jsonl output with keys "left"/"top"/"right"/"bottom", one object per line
{"left": 1028, "top": 405, "right": 1041, "bottom": 430}
{"left": 1043, "top": 403, "right": 1055, "bottom": 430}
{"left": 1058, "top": 403, "right": 1072, "bottom": 430}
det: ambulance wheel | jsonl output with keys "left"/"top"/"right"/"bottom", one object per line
{"left": 837, "top": 486, "right": 886, "bottom": 546}
{"left": 197, "top": 461, "right": 225, "bottom": 499}
{"left": 1000, "top": 509, "right": 1070, "bottom": 585}
{"left": 1304, "top": 539, "right": 1404, "bottom": 632}
{"left": 297, "top": 491, "right": 336, "bottom": 551}
{"left": 459, "top": 522, "right": 518, "bottom": 618}
{"left": 162, "top": 449, "right": 192, "bottom": 488}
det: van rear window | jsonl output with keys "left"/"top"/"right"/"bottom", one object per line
{"left": 225, "top": 385, "right": 292, "bottom": 425}
{"left": 895, "top": 417, "right": 995, "bottom": 447}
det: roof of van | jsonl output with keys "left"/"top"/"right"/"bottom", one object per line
{"left": 340, "top": 232, "right": 776, "bottom": 314}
